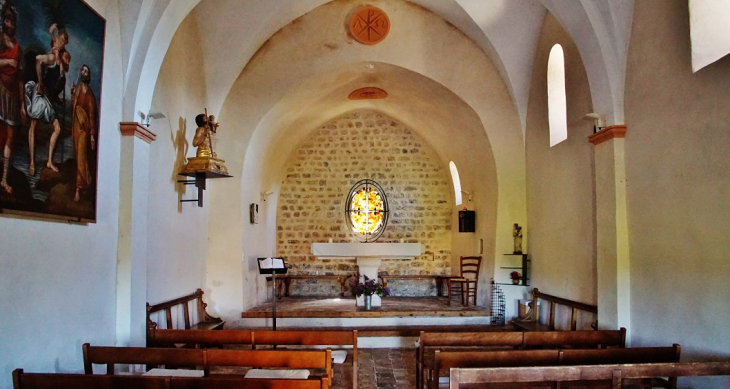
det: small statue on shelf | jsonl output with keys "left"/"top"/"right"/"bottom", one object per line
{"left": 513, "top": 223, "right": 523, "bottom": 254}
{"left": 180, "top": 109, "right": 229, "bottom": 175}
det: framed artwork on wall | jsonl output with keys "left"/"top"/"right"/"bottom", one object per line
{"left": 0, "top": 0, "right": 105, "bottom": 222}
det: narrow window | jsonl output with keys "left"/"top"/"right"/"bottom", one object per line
{"left": 548, "top": 44, "right": 567, "bottom": 146}
{"left": 689, "top": 0, "right": 730, "bottom": 71}
{"left": 449, "top": 161, "right": 462, "bottom": 206}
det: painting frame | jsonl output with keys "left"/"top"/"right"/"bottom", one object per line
{"left": 0, "top": 0, "right": 106, "bottom": 223}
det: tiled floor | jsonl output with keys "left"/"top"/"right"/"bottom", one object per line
{"left": 356, "top": 348, "right": 416, "bottom": 389}
{"left": 213, "top": 348, "right": 416, "bottom": 388}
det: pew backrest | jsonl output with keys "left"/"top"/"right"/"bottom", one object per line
{"left": 148, "top": 329, "right": 355, "bottom": 389}
{"left": 147, "top": 289, "right": 224, "bottom": 346}
{"left": 170, "top": 376, "right": 328, "bottom": 389}
{"left": 417, "top": 329, "right": 625, "bottom": 389}
{"left": 83, "top": 343, "right": 331, "bottom": 384}
{"left": 560, "top": 344, "right": 680, "bottom": 365}
{"left": 512, "top": 288, "right": 597, "bottom": 331}
{"left": 522, "top": 328, "right": 626, "bottom": 348}
{"left": 13, "top": 369, "right": 329, "bottom": 389}
{"left": 83, "top": 343, "right": 205, "bottom": 374}
{"left": 417, "top": 331, "right": 523, "bottom": 389}
{"left": 14, "top": 369, "right": 170, "bottom": 389}
{"left": 150, "top": 329, "right": 253, "bottom": 347}
{"left": 448, "top": 361, "right": 730, "bottom": 389}
{"left": 434, "top": 345, "right": 681, "bottom": 389}
{"left": 252, "top": 330, "right": 356, "bottom": 389}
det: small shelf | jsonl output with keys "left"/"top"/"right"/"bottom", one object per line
{"left": 499, "top": 253, "right": 530, "bottom": 286}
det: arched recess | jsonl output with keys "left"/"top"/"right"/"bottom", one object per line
{"left": 148, "top": 0, "right": 527, "bottom": 313}
{"left": 205, "top": 4, "right": 524, "bottom": 310}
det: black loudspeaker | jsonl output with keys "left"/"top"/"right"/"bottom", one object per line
{"left": 459, "top": 210, "right": 475, "bottom": 233}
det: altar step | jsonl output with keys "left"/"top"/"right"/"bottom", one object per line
{"left": 235, "top": 296, "right": 502, "bottom": 346}
{"left": 228, "top": 324, "right": 512, "bottom": 338}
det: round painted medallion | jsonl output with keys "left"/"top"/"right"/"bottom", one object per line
{"left": 349, "top": 6, "right": 390, "bottom": 45}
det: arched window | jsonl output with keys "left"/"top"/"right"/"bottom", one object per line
{"left": 449, "top": 161, "right": 462, "bottom": 206}
{"left": 689, "top": 0, "right": 730, "bottom": 71}
{"left": 548, "top": 44, "right": 567, "bottom": 147}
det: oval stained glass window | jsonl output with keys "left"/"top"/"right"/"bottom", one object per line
{"left": 345, "top": 179, "right": 389, "bottom": 242}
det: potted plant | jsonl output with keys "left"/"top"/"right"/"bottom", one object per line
{"left": 510, "top": 271, "right": 521, "bottom": 285}
{"left": 353, "top": 274, "right": 391, "bottom": 310}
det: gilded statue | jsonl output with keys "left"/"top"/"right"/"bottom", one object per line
{"left": 180, "top": 110, "right": 228, "bottom": 175}
{"left": 192, "top": 113, "right": 218, "bottom": 158}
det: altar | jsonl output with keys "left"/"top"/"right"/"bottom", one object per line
{"left": 311, "top": 242, "right": 424, "bottom": 307}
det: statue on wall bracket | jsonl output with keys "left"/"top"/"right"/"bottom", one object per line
{"left": 180, "top": 110, "right": 229, "bottom": 176}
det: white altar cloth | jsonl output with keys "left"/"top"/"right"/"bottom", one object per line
{"left": 311, "top": 243, "right": 423, "bottom": 259}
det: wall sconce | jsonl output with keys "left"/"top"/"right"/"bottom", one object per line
{"left": 261, "top": 191, "right": 274, "bottom": 201}
{"left": 178, "top": 110, "right": 231, "bottom": 207}
{"left": 583, "top": 112, "right": 603, "bottom": 133}
{"left": 461, "top": 190, "right": 473, "bottom": 202}
{"left": 140, "top": 111, "right": 166, "bottom": 127}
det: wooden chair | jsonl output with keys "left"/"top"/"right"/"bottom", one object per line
{"left": 447, "top": 256, "right": 481, "bottom": 306}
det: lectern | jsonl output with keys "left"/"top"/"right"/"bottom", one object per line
{"left": 258, "top": 257, "right": 287, "bottom": 330}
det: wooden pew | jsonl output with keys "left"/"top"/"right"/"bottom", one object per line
{"left": 82, "top": 343, "right": 332, "bottom": 385}
{"left": 13, "top": 369, "right": 169, "bottom": 389}
{"left": 522, "top": 327, "right": 626, "bottom": 349}
{"left": 206, "top": 348, "right": 332, "bottom": 385}
{"left": 417, "top": 331, "right": 523, "bottom": 389}
{"left": 171, "top": 376, "right": 329, "bottom": 388}
{"left": 147, "top": 289, "right": 224, "bottom": 347}
{"left": 13, "top": 369, "right": 329, "bottom": 389}
{"left": 252, "top": 330, "right": 357, "bottom": 389}
{"left": 149, "top": 328, "right": 253, "bottom": 348}
{"left": 448, "top": 361, "right": 730, "bottom": 389}
{"left": 148, "top": 329, "right": 357, "bottom": 388}
{"left": 418, "top": 329, "right": 625, "bottom": 389}
{"left": 432, "top": 345, "right": 680, "bottom": 389}
{"left": 83, "top": 343, "right": 205, "bottom": 374}
{"left": 512, "top": 288, "right": 597, "bottom": 331}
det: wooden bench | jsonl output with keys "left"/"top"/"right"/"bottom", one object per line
{"left": 146, "top": 289, "right": 224, "bottom": 346}
{"left": 82, "top": 343, "right": 332, "bottom": 385}
{"left": 267, "top": 275, "right": 353, "bottom": 298}
{"left": 13, "top": 369, "right": 328, "bottom": 389}
{"left": 448, "top": 361, "right": 730, "bottom": 389}
{"left": 511, "top": 288, "right": 598, "bottom": 331}
{"left": 148, "top": 329, "right": 358, "bottom": 389}
{"left": 432, "top": 344, "right": 680, "bottom": 389}
{"left": 377, "top": 275, "right": 458, "bottom": 297}
{"left": 417, "top": 329, "right": 626, "bottom": 389}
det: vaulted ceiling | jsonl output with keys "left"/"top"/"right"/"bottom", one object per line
{"left": 121, "top": 0, "right": 635, "bottom": 132}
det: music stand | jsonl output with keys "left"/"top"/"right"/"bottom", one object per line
{"left": 258, "top": 257, "right": 287, "bottom": 330}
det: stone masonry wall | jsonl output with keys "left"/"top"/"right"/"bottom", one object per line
{"left": 276, "top": 111, "right": 452, "bottom": 296}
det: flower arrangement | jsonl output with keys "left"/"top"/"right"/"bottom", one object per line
{"left": 510, "top": 271, "right": 521, "bottom": 280}
{"left": 352, "top": 274, "right": 391, "bottom": 297}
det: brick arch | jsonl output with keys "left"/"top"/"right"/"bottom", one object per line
{"left": 276, "top": 110, "right": 452, "bottom": 297}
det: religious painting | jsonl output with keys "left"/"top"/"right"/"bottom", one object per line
{"left": 0, "top": 0, "right": 105, "bottom": 222}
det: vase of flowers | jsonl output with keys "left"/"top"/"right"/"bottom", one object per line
{"left": 510, "top": 271, "right": 521, "bottom": 285}
{"left": 353, "top": 274, "right": 391, "bottom": 310}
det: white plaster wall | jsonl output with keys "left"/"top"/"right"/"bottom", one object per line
{"left": 523, "top": 13, "right": 597, "bottom": 324}
{"left": 145, "top": 15, "right": 211, "bottom": 308}
{"left": 625, "top": 1, "right": 730, "bottom": 387}
{"left": 0, "top": 0, "right": 123, "bottom": 386}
